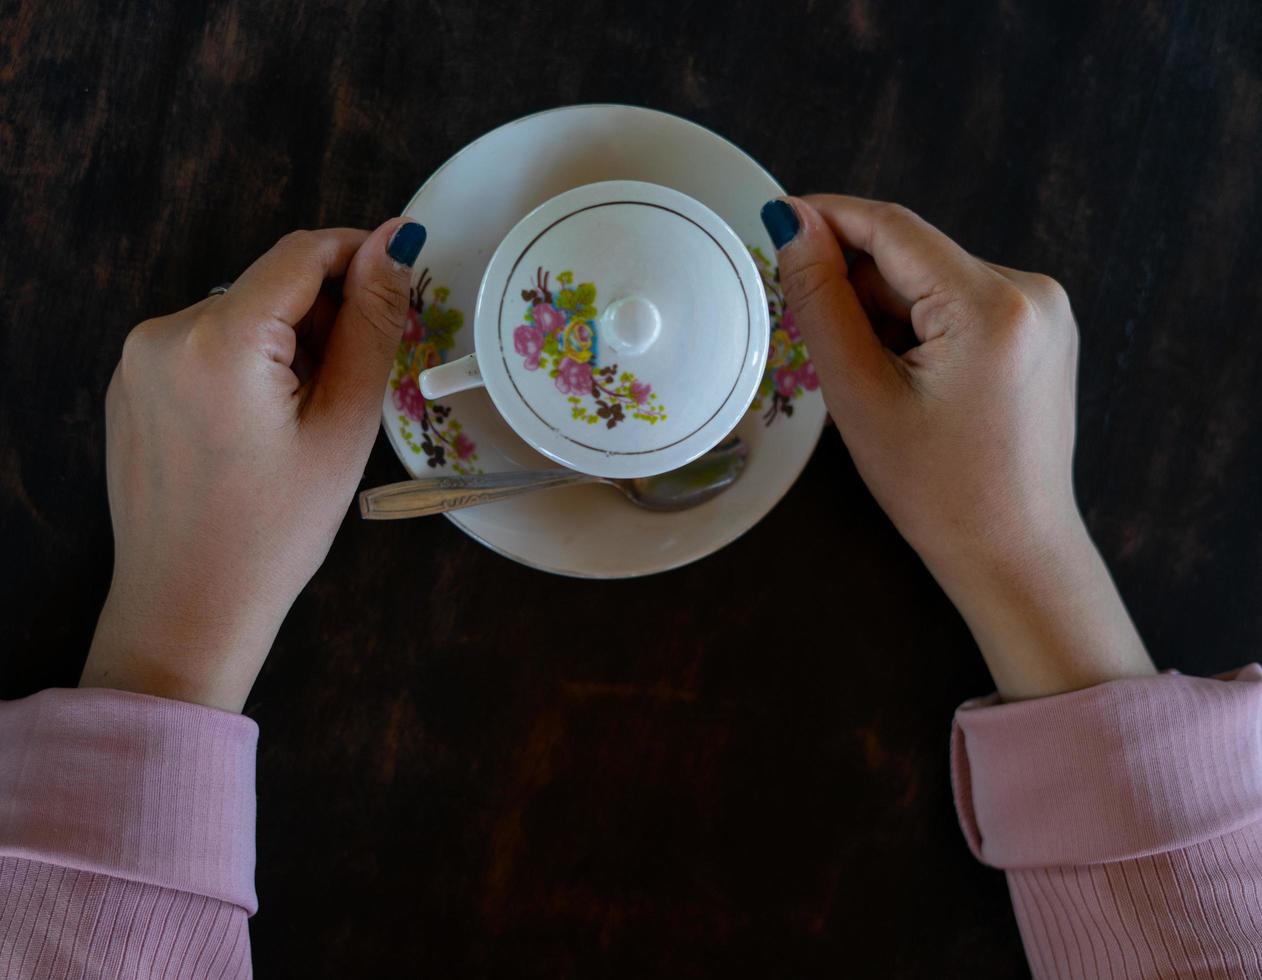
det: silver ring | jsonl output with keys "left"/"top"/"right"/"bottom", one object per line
{"left": 207, "top": 282, "right": 233, "bottom": 297}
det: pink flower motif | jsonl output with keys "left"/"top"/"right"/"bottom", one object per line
{"left": 799, "top": 360, "right": 819, "bottom": 391}
{"left": 402, "top": 306, "right": 424, "bottom": 344}
{"left": 393, "top": 374, "right": 426, "bottom": 422}
{"left": 555, "top": 356, "right": 594, "bottom": 396}
{"left": 533, "top": 303, "right": 565, "bottom": 335}
{"left": 782, "top": 308, "right": 801, "bottom": 342}
{"left": 774, "top": 367, "right": 798, "bottom": 398}
{"left": 629, "top": 380, "right": 651, "bottom": 405}
{"left": 513, "top": 323, "right": 545, "bottom": 371}
{"left": 453, "top": 432, "right": 476, "bottom": 460}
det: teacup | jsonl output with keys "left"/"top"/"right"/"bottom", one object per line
{"left": 419, "top": 180, "right": 768, "bottom": 479}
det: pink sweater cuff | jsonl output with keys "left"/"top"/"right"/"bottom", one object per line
{"left": 0, "top": 687, "right": 258, "bottom": 913}
{"left": 952, "top": 664, "right": 1262, "bottom": 868}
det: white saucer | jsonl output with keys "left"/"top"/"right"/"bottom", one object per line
{"left": 382, "top": 105, "right": 826, "bottom": 578}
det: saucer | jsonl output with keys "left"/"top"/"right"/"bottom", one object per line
{"left": 381, "top": 105, "right": 826, "bottom": 578}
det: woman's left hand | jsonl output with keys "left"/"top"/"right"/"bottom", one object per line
{"left": 82, "top": 219, "right": 426, "bottom": 711}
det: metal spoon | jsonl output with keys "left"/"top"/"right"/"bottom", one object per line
{"left": 359, "top": 436, "right": 748, "bottom": 520}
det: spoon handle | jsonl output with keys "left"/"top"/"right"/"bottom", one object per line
{"left": 359, "top": 469, "right": 598, "bottom": 520}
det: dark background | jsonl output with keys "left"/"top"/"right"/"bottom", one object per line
{"left": 3, "top": 1, "right": 1260, "bottom": 976}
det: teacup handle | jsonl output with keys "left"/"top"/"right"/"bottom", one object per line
{"left": 420, "top": 353, "right": 484, "bottom": 400}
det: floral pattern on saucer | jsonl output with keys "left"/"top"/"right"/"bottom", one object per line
{"left": 390, "top": 270, "right": 482, "bottom": 475}
{"left": 512, "top": 267, "right": 668, "bottom": 430}
{"left": 749, "top": 246, "right": 818, "bottom": 426}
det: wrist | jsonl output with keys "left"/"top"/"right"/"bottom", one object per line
{"left": 923, "top": 514, "right": 1154, "bottom": 700}
{"left": 922, "top": 506, "right": 1090, "bottom": 604}
{"left": 82, "top": 582, "right": 284, "bottom": 712}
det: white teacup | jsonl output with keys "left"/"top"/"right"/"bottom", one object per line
{"left": 419, "top": 180, "right": 768, "bottom": 479}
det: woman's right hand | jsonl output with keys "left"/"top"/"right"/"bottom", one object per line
{"left": 762, "top": 195, "right": 1153, "bottom": 699}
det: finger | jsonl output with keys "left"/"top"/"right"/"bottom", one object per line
{"left": 225, "top": 227, "right": 368, "bottom": 334}
{"left": 847, "top": 254, "right": 919, "bottom": 355}
{"left": 848, "top": 253, "right": 913, "bottom": 321}
{"left": 296, "top": 285, "right": 343, "bottom": 355}
{"left": 983, "top": 261, "right": 1071, "bottom": 319}
{"left": 801, "top": 194, "right": 989, "bottom": 341}
{"left": 291, "top": 288, "right": 342, "bottom": 386}
{"left": 304, "top": 218, "right": 425, "bottom": 450}
{"left": 761, "top": 197, "right": 898, "bottom": 414}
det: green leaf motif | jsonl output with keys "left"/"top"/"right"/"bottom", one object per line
{"left": 557, "top": 288, "right": 577, "bottom": 310}
{"left": 575, "top": 282, "right": 596, "bottom": 306}
{"left": 437, "top": 308, "right": 464, "bottom": 342}
{"left": 557, "top": 270, "right": 573, "bottom": 285}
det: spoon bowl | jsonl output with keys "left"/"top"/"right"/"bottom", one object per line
{"left": 616, "top": 437, "right": 748, "bottom": 511}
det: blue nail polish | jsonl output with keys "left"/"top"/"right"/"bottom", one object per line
{"left": 760, "top": 200, "right": 800, "bottom": 250}
{"left": 387, "top": 221, "right": 427, "bottom": 267}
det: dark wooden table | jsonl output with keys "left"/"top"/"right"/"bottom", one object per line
{"left": 3, "top": 2, "right": 1260, "bottom": 976}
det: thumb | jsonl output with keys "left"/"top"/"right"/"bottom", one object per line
{"left": 307, "top": 218, "right": 425, "bottom": 445}
{"left": 761, "top": 197, "right": 895, "bottom": 416}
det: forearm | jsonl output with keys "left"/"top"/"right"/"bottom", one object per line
{"left": 81, "top": 563, "right": 291, "bottom": 712}
{"left": 930, "top": 515, "right": 1155, "bottom": 700}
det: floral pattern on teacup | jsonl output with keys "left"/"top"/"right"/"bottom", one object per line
{"left": 390, "top": 271, "right": 481, "bottom": 475}
{"left": 749, "top": 246, "right": 817, "bottom": 426}
{"left": 512, "top": 268, "right": 668, "bottom": 430}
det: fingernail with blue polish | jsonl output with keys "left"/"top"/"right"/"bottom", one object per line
{"left": 760, "top": 199, "right": 800, "bottom": 250}
{"left": 387, "top": 221, "right": 427, "bottom": 268}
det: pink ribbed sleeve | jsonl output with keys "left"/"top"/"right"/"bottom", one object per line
{"left": 4, "top": 667, "right": 1260, "bottom": 977}
{"left": 953, "top": 664, "right": 1262, "bottom": 979}
{"left": 0, "top": 688, "right": 257, "bottom": 979}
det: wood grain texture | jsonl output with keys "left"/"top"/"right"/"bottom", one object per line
{"left": 2, "top": 1, "right": 1260, "bottom": 976}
